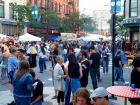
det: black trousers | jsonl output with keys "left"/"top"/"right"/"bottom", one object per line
{"left": 57, "top": 91, "right": 64, "bottom": 103}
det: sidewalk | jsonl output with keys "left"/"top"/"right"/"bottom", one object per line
{"left": 0, "top": 86, "right": 57, "bottom": 105}
{"left": 0, "top": 86, "right": 131, "bottom": 105}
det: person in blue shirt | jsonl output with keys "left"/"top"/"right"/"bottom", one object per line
{"left": 8, "top": 49, "right": 19, "bottom": 84}
{"left": 13, "top": 60, "right": 33, "bottom": 105}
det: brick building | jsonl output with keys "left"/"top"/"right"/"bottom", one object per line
{"left": 26, "top": 0, "right": 79, "bottom": 37}
{"left": 0, "top": 0, "right": 79, "bottom": 36}
{"left": 27, "top": 0, "right": 79, "bottom": 18}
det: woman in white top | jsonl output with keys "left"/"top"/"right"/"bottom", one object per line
{"left": 39, "top": 46, "right": 47, "bottom": 73}
{"left": 54, "top": 56, "right": 67, "bottom": 105}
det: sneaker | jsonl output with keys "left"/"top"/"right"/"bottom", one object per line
{"left": 114, "top": 81, "right": 118, "bottom": 85}
{"left": 123, "top": 81, "right": 129, "bottom": 85}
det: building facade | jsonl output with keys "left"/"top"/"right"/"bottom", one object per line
{"left": 123, "top": 0, "right": 140, "bottom": 52}
{"left": 0, "top": 0, "right": 28, "bottom": 36}
{"left": 26, "top": 0, "right": 79, "bottom": 37}
{"left": 92, "top": 10, "right": 111, "bottom": 36}
{"left": 0, "top": 0, "right": 17, "bottom": 36}
{"left": 0, "top": 0, "right": 79, "bottom": 36}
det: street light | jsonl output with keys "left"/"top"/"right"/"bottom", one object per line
{"left": 111, "top": 0, "right": 121, "bottom": 87}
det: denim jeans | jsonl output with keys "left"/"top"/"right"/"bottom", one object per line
{"left": 96, "top": 67, "right": 100, "bottom": 80}
{"left": 14, "top": 96, "right": 31, "bottom": 105}
{"left": 34, "top": 100, "right": 42, "bottom": 105}
{"left": 64, "top": 78, "right": 81, "bottom": 105}
{"left": 39, "top": 58, "right": 46, "bottom": 72}
{"left": 103, "top": 58, "right": 109, "bottom": 73}
{"left": 90, "top": 68, "right": 98, "bottom": 89}
{"left": 1, "top": 68, "right": 7, "bottom": 80}
{"left": 114, "top": 67, "right": 124, "bottom": 82}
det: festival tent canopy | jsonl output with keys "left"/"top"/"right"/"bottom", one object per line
{"left": 0, "top": 34, "right": 8, "bottom": 38}
{"left": 80, "top": 34, "right": 108, "bottom": 41}
{"left": 19, "top": 33, "right": 41, "bottom": 42}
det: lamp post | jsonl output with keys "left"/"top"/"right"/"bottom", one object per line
{"left": 111, "top": 0, "right": 121, "bottom": 87}
{"left": 110, "top": 0, "right": 117, "bottom": 99}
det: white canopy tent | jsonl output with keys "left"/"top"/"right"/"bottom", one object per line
{"left": 80, "top": 34, "right": 109, "bottom": 41}
{"left": 19, "top": 33, "right": 41, "bottom": 42}
{"left": 0, "top": 34, "right": 7, "bottom": 38}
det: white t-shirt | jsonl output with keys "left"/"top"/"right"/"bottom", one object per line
{"left": 39, "top": 52, "right": 46, "bottom": 58}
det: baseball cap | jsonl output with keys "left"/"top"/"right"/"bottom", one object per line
{"left": 90, "top": 87, "right": 108, "bottom": 98}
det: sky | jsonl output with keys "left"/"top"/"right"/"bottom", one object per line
{"left": 79, "top": 0, "right": 111, "bottom": 14}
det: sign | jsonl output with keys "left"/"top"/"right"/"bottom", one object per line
{"left": 122, "top": 18, "right": 140, "bottom": 25}
{"left": 31, "top": 5, "right": 38, "bottom": 19}
{"left": 111, "top": 0, "right": 121, "bottom": 13}
{"left": 27, "top": 28, "right": 47, "bottom": 34}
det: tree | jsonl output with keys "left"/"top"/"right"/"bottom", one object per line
{"left": 42, "top": 9, "right": 61, "bottom": 30}
{"left": 115, "top": 15, "right": 128, "bottom": 37}
{"left": 10, "top": 3, "right": 31, "bottom": 35}
{"left": 79, "top": 14, "right": 96, "bottom": 33}
{"left": 60, "top": 12, "right": 96, "bottom": 33}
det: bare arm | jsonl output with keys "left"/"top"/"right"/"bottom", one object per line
{"left": 31, "top": 95, "right": 42, "bottom": 105}
{"left": 79, "top": 63, "right": 83, "bottom": 79}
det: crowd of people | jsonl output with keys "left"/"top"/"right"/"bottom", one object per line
{"left": 0, "top": 39, "right": 140, "bottom": 105}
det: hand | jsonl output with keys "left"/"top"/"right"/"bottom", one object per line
{"left": 63, "top": 75, "right": 67, "bottom": 78}
{"left": 33, "top": 82, "right": 38, "bottom": 89}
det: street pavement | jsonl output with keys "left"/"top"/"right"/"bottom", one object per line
{"left": 0, "top": 60, "right": 132, "bottom": 105}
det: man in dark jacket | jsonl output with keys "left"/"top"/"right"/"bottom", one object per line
{"left": 89, "top": 46, "right": 101, "bottom": 89}
{"left": 80, "top": 50, "right": 90, "bottom": 87}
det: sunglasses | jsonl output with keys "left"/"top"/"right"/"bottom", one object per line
{"left": 92, "top": 97, "right": 102, "bottom": 101}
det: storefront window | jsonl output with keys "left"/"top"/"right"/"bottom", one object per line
{"left": 0, "top": 1, "right": 4, "bottom": 18}
{"left": 130, "top": 0, "right": 138, "bottom": 17}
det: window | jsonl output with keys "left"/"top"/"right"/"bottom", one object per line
{"left": 130, "top": 0, "right": 138, "bottom": 17}
{"left": 55, "top": 2, "right": 57, "bottom": 12}
{"left": 59, "top": 3, "right": 61, "bottom": 13}
{"left": 0, "top": 1, "right": 4, "bottom": 18}
{"left": 9, "top": 6, "right": 13, "bottom": 19}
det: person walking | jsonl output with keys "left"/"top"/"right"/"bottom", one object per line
{"left": 54, "top": 56, "right": 67, "bottom": 105}
{"left": 114, "top": 51, "right": 125, "bottom": 84}
{"left": 89, "top": 46, "right": 101, "bottom": 89}
{"left": 39, "top": 46, "right": 47, "bottom": 73}
{"left": 8, "top": 48, "right": 19, "bottom": 84}
{"left": 65, "top": 53, "right": 83, "bottom": 105}
{"left": 13, "top": 60, "right": 33, "bottom": 105}
{"left": 27, "top": 44, "right": 37, "bottom": 69}
{"left": 80, "top": 51, "right": 90, "bottom": 87}
{"left": 102, "top": 46, "right": 110, "bottom": 74}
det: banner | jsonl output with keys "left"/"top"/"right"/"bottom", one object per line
{"left": 31, "top": 5, "right": 38, "bottom": 19}
{"left": 111, "top": 0, "right": 121, "bottom": 13}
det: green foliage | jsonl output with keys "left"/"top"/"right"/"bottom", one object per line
{"left": 10, "top": 3, "right": 96, "bottom": 34}
{"left": 79, "top": 13, "right": 96, "bottom": 32}
{"left": 115, "top": 15, "right": 128, "bottom": 36}
{"left": 42, "top": 9, "right": 61, "bottom": 30}
{"left": 10, "top": 3, "right": 31, "bottom": 35}
{"left": 60, "top": 12, "right": 96, "bottom": 33}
